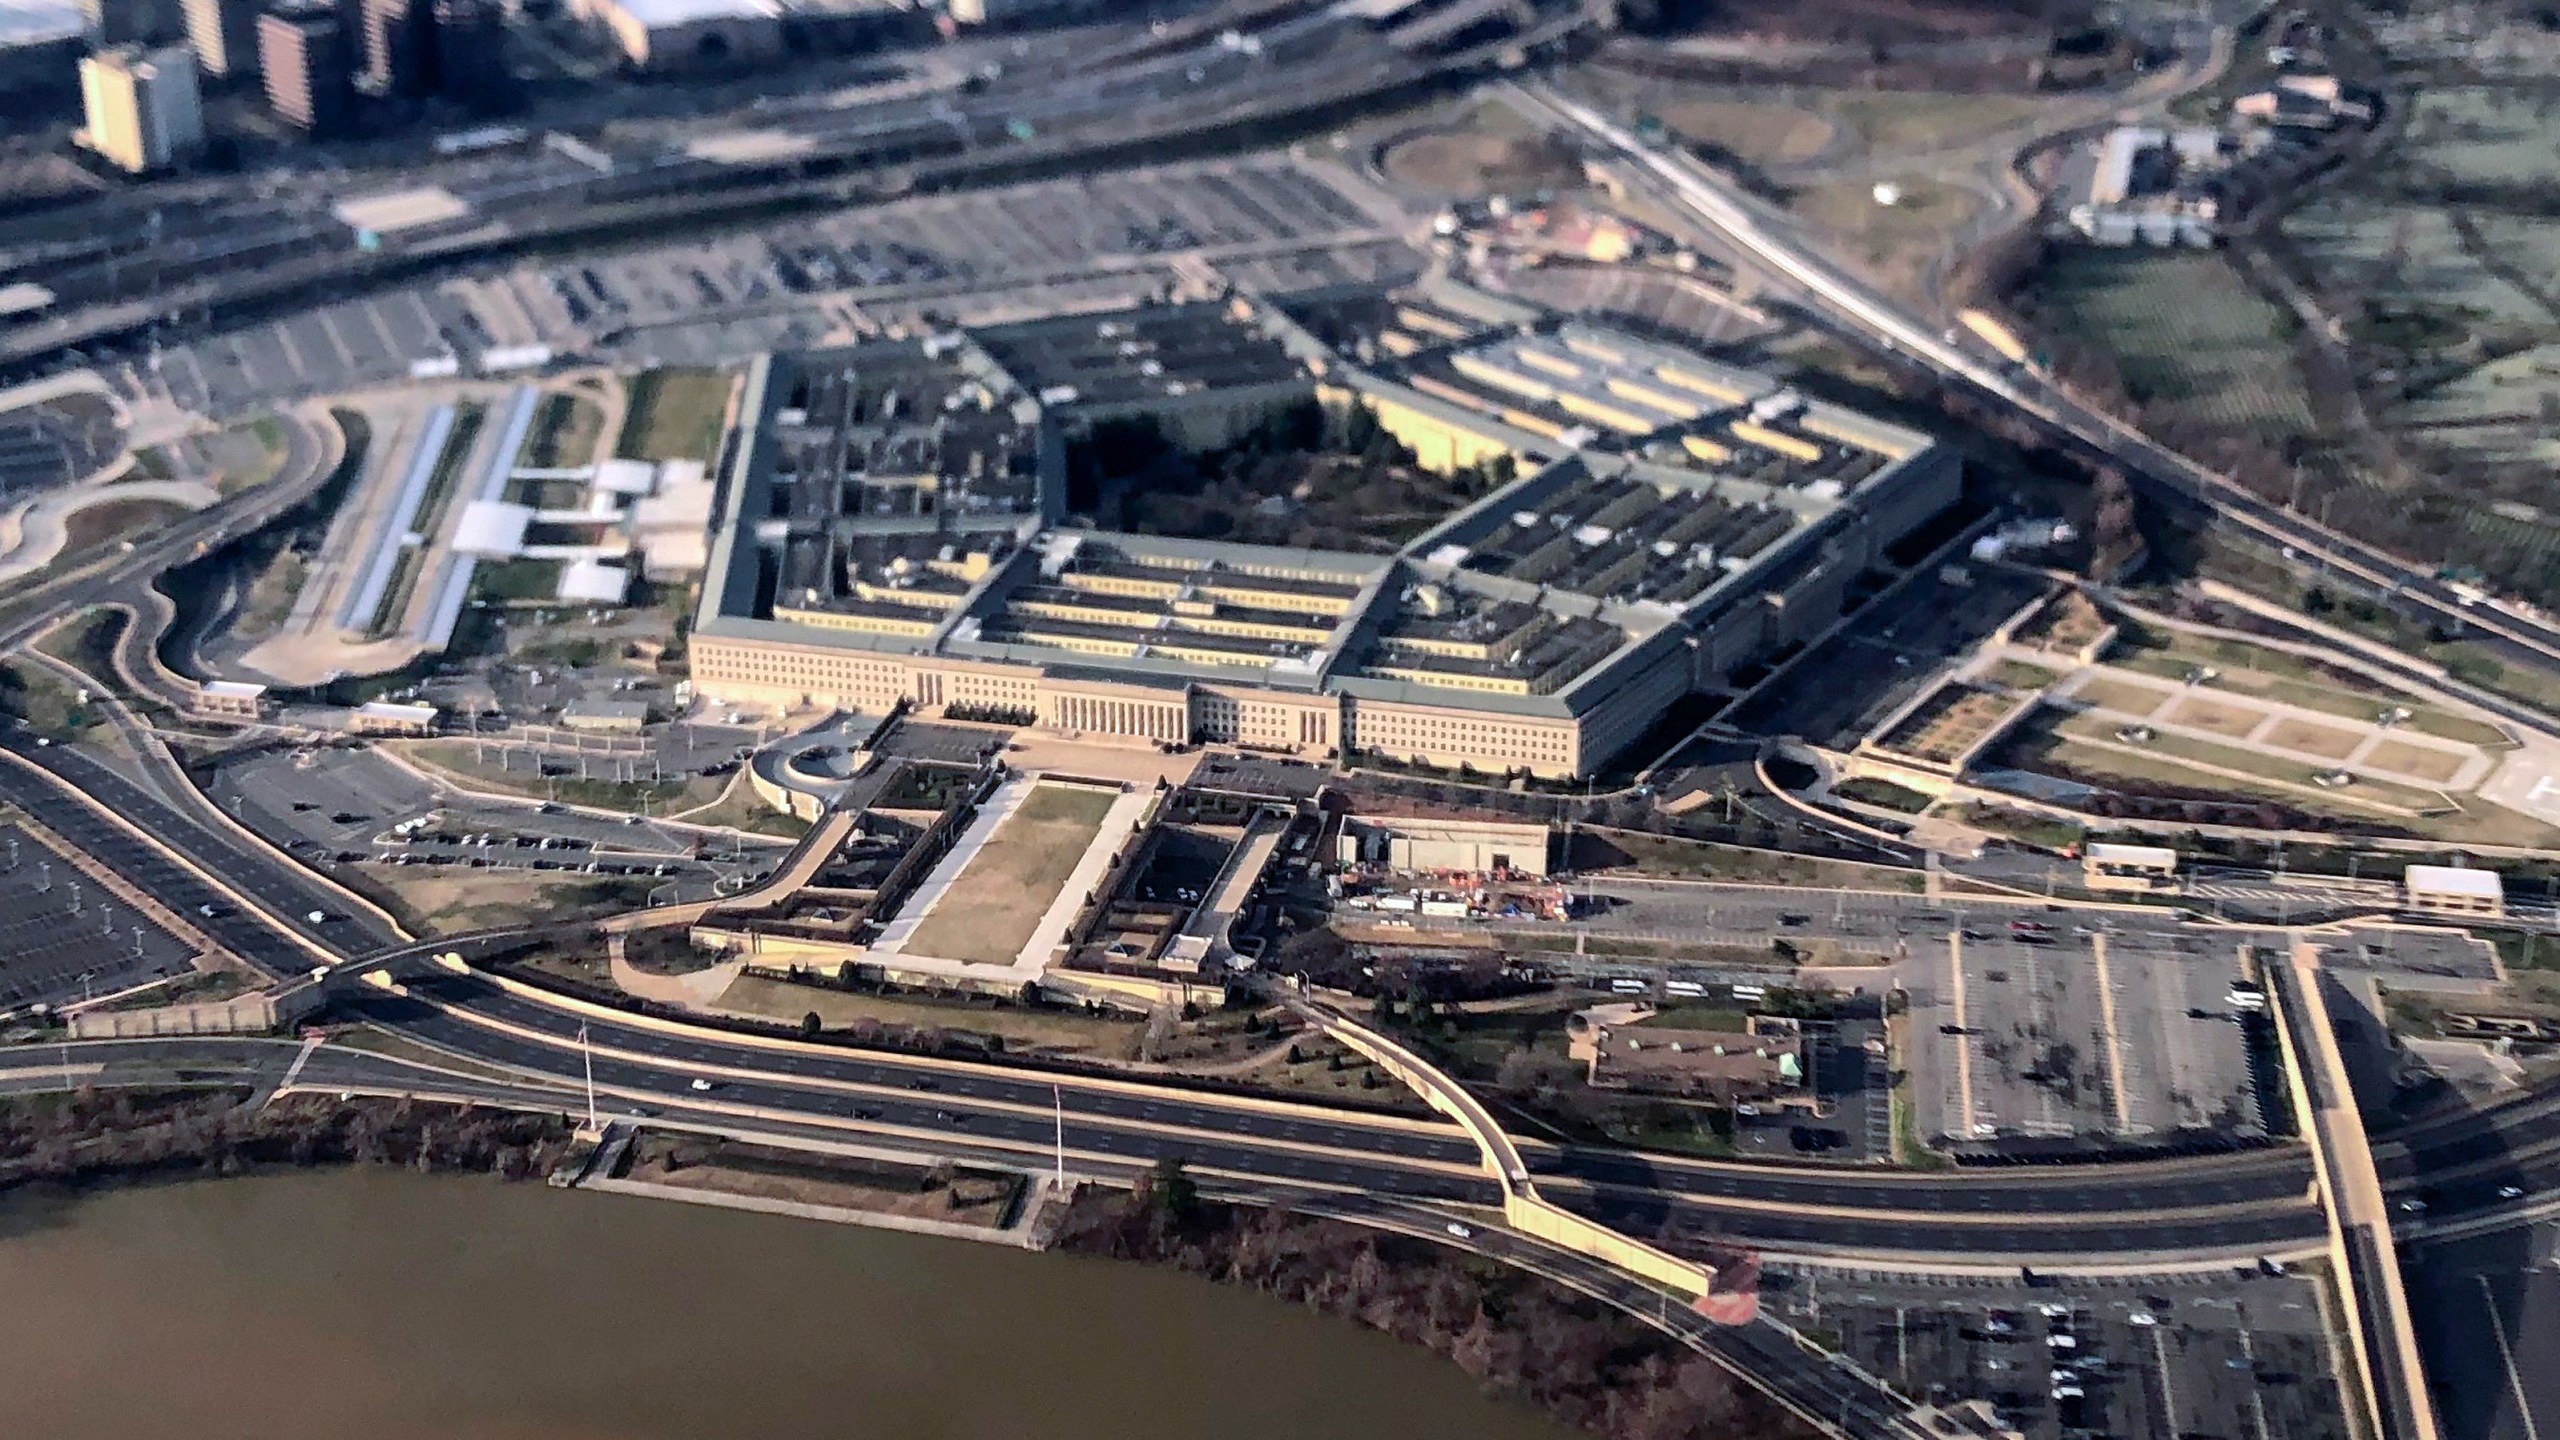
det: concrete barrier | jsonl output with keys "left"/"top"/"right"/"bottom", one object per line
{"left": 67, "top": 985, "right": 320, "bottom": 1038}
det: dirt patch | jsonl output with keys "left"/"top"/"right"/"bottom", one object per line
{"left": 2364, "top": 738, "right": 2466, "bottom": 783}
{"left": 905, "top": 784, "right": 1119, "bottom": 966}
{"left": 356, "top": 867, "right": 652, "bottom": 936}
{"left": 2164, "top": 694, "right": 2268, "bottom": 738}
{"left": 2262, "top": 717, "right": 2364, "bottom": 760}
{"left": 1382, "top": 128, "right": 1584, "bottom": 196}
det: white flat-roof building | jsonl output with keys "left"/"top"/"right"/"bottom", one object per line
{"left": 192, "top": 679, "right": 268, "bottom": 720}
{"left": 452, "top": 499, "right": 534, "bottom": 557}
{"left": 557, "top": 556, "right": 631, "bottom": 604}
{"left": 348, "top": 700, "right": 439, "bottom": 735}
{"left": 593, "top": 457, "right": 658, "bottom": 495}
{"left": 2083, "top": 841, "right": 2178, "bottom": 894}
{"left": 2405, "top": 864, "right": 2504, "bottom": 919}
{"left": 572, "top": 0, "right": 781, "bottom": 69}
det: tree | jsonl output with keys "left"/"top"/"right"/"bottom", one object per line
{"left": 1143, "top": 1156, "right": 1199, "bottom": 1224}
{"left": 799, "top": 1011, "right": 823, "bottom": 1038}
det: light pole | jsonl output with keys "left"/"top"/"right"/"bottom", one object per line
{"left": 1051, "top": 1083, "right": 1067, "bottom": 1193}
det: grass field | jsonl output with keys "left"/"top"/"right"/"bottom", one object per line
{"left": 1655, "top": 97, "right": 1835, "bottom": 165}
{"left": 1790, "top": 177, "right": 1985, "bottom": 302}
{"left": 2163, "top": 693, "right": 2266, "bottom": 739}
{"left": 1584, "top": 830, "right": 1926, "bottom": 892}
{"left": 616, "top": 368, "right": 733, "bottom": 463}
{"left": 2071, "top": 674, "right": 2172, "bottom": 717}
{"left": 2027, "top": 250, "right": 2315, "bottom": 438}
{"left": 2364, "top": 738, "right": 2466, "bottom": 783}
{"left": 2262, "top": 716, "right": 2363, "bottom": 760}
{"left": 904, "top": 784, "right": 1118, "bottom": 965}
{"left": 517, "top": 392, "right": 606, "bottom": 471}
{"left": 712, "top": 973, "right": 1143, "bottom": 1059}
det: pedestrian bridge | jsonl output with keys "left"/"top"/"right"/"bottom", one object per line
{"left": 1288, "top": 996, "right": 1725, "bottom": 1307}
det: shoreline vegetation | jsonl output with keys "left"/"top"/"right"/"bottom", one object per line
{"left": 0, "top": 1090, "right": 1800, "bottom": 1440}
{"left": 1057, "top": 1167, "right": 1812, "bottom": 1440}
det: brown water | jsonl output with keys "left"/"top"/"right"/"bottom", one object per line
{"left": 0, "top": 1171, "right": 1579, "bottom": 1440}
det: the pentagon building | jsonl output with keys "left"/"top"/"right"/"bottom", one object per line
{"left": 689, "top": 283, "right": 1959, "bottom": 778}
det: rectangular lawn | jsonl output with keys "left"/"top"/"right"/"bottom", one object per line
{"left": 905, "top": 784, "right": 1118, "bottom": 965}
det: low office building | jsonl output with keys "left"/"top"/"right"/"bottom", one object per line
{"left": 191, "top": 678, "right": 268, "bottom": 720}
{"left": 1581, "top": 1014, "right": 1805, "bottom": 1105}
{"left": 2083, "top": 841, "right": 2178, "bottom": 894}
{"left": 687, "top": 290, "right": 1960, "bottom": 779}
{"left": 1337, "top": 812, "right": 1550, "bottom": 876}
{"left": 570, "top": 0, "right": 781, "bottom": 70}
{"left": 2404, "top": 864, "right": 2504, "bottom": 919}
{"left": 346, "top": 700, "right": 438, "bottom": 735}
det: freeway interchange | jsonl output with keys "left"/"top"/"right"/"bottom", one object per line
{"left": 5, "top": 724, "right": 2543, "bottom": 1269}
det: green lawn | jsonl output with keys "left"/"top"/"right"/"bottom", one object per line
{"left": 616, "top": 369, "right": 734, "bottom": 463}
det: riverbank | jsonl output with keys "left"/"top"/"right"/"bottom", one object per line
{"left": 1058, "top": 1173, "right": 1817, "bottom": 1440}
{"left": 0, "top": 1088, "right": 572, "bottom": 1194}
{"left": 0, "top": 1090, "right": 1795, "bottom": 1440}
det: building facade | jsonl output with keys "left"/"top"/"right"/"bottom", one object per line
{"left": 685, "top": 295, "right": 1963, "bottom": 780}
{"left": 257, "top": 0, "right": 355, "bottom": 132}
{"left": 359, "top": 0, "right": 434, "bottom": 94}
{"left": 178, "top": 0, "right": 257, "bottom": 76}
{"left": 77, "top": 43, "right": 202, "bottom": 172}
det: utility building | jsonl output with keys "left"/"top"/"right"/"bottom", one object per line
{"left": 2403, "top": 864, "right": 2504, "bottom": 919}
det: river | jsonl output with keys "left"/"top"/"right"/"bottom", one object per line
{"left": 0, "top": 1170, "right": 1579, "bottom": 1440}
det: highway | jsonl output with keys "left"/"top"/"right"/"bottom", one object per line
{"left": 0, "top": 2, "right": 1561, "bottom": 382}
{"left": 0, "top": 739, "right": 2368, "bottom": 1262}
{"left": 1504, "top": 79, "right": 2560, "bottom": 685}
{"left": 0, "top": 407, "right": 338, "bottom": 660}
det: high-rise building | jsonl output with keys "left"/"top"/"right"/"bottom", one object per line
{"left": 430, "top": 0, "right": 506, "bottom": 111}
{"left": 178, "top": 0, "right": 258, "bottom": 76}
{"left": 256, "top": 0, "right": 354, "bottom": 133}
{"left": 357, "top": 0, "right": 432, "bottom": 95}
{"left": 76, "top": 43, "right": 203, "bottom": 172}
{"left": 79, "top": 0, "right": 167, "bottom": 46}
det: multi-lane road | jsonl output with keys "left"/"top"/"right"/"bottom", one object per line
{"left": 1506, "top": 79, "right": 2560, "bottom": 690}
{"left": 11, "top": 725, "right": 2549, "bottom": 1264}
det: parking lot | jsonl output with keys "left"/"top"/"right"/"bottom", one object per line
{"left": 203, "top": 744, "right": 789, "bottom": 907}
{"left": 0, "top": 389, "right": 124, "bottom": 501}
{"left": 106, "top": 157, "right": 1415, "bottom": 423}
{"left": 1764, "top": 1264, "right": 2348, "bottom": 1440}
{"left": 1903, "top": 924, "right": 2262, "bottom": 1149}
{"left": 0, "top": 822, "right": 199, "bottom": 1012}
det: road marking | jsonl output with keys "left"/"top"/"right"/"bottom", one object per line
{"left": 2091, "top": 931, "right": 2134, "bottom": 1132}
{"left": 2479, "top": 1273, "right": 2542, "bottom": 1440}
{"left": 1948, "top": 926, "right": 1976, "bottom": 1138}
{"left": 277, "top": 1033, "right": 325, "bottom": 1092}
